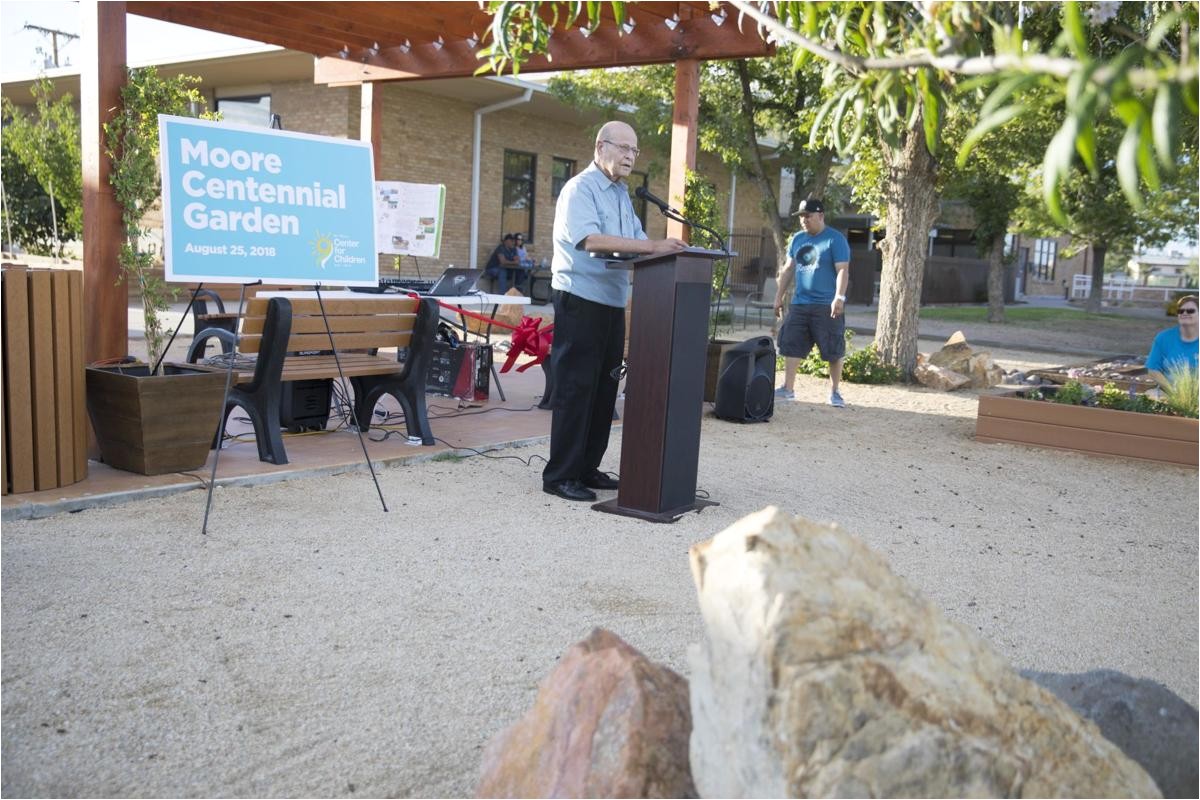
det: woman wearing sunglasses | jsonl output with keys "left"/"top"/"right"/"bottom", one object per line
{"left": 1146, "top": 294, "right": 1199, "bottom": 389}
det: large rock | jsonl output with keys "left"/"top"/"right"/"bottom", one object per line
{"left": 915, "top": 361, "right": 972, "bottom": 391}
{"left": 477, "top": 628, "right": 695, "bottom": 798}
{"left": 928, "top": 330, "right": 974, "bottom": 374}
{"left": 1023, "top": 669, "right": 1198, "bottom": 799}
{"left": 687, "top": 507, "right": 1160, "bottom": 798}
{"left": 968, "top": 352, "right": 1005, "bottom": 388}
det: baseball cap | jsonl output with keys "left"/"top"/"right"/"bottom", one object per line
{"left": 794, "top": 198, "right": 825, "bottom": 215}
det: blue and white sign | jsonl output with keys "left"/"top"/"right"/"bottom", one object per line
{"left": 159, "top": 115, "right": 377, "bottom": 286}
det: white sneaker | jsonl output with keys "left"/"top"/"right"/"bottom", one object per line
{"left": 774, "top": 387, "right": 795, "bottom": 400}
{"left": 829, "top": 390, "right": 845, "bottom": 408}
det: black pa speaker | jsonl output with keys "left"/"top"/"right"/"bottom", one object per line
{"left": 714, "top": 336, "right": 776, "bottom": 423}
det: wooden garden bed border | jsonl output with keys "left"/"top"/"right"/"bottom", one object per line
{"left": 976, "top": 390, "right": 1198, "bottom": 467}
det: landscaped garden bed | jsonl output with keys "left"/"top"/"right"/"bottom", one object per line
{"left": 976, "top": 382, "right": 1198, "bottom": 467}
{"left": 1029, "top": 357, "right": 1158, "bottom": 393}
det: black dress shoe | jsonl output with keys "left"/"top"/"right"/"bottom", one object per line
{"left": 582, "top": 470, "right": 619, "bottom": 490}
{"left": 543, "top": 479, "right": 597, "bottom": 501}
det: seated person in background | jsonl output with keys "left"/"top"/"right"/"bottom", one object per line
{"left": 484, "top": 233, "right": 521, "bottom": 292}
{"left": 514, "top": 233, "right": 534, "bottom": 269}
{"left": 1146, "top": 294, "right": 1199, "bottom": 388}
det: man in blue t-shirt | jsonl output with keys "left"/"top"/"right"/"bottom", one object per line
{"left": 1146, "top": 294, "right": 1198, "bottom": 388}
{"left": 772, "top": 197, "right": 852, "bottom": 407}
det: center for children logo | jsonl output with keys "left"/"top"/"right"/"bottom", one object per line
{"left": 309, "top": 230, "right": 367, "bottom": 270}
{"left": 311, "top": 231, "right": 334, "bottom": 268}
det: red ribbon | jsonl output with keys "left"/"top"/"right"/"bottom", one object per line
{"left": 501, "top": 316, "right": 554, "bottom": 373}
{"left": 405, "top": 291, "right": 552, "bottom": 372}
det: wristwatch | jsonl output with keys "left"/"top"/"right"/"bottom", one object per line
{"left": 834, "top": 294, "right": 846, "bottom": 301}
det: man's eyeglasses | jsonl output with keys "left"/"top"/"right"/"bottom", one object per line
{"left": 601, "top": 140, "right": 640, "bottom": 158}
{"left": 1178, "top": 307, "right": 1197, "bottom": 315}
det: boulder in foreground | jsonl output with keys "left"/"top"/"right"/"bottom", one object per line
{"left": 687, "top": 507, "right": 1161, "bottom": 798}
{"left": 477, "top": 628, "right": 695, "bottom": 798}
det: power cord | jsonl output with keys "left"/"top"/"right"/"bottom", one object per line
{"left": 430, "top": 437, "right": 548, "bottom": 467}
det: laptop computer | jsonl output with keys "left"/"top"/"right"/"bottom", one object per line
{"left": 427, "top": 267, "right": 483, "bottom": 296}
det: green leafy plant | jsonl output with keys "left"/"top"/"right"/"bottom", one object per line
{"left": 683, "top": 169, "right": 729, "bottom": 339}
{"left": 779, "top": 330, "right": 900, "bottom": 385}
{"left": 843, "top": 341, "right": 902, "bottom": 384}
{"left": 1, "top": 136, "right": 67, "bottom": 255}
{"left": 1030, "top": 377, "right": 1195, "bottom": 418}
{"left": 1094, "top": 382, "right": 1131, "bottom": 410}
{"left": 104, "top": 67, "right": 208, "bottom": 372}
{"left": 1161, "top": 365, "right": 1199, "bottom": 418}
{"left": 1051, "top": 380, "right": 1088, "bottom": 405}
{"left": 1, "top": 78, "right": 82, "bottom": 256}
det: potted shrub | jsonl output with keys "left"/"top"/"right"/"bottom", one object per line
{"left": 976, "top": 371, "right": 1198, "bottom": 467}
{"left": 85, "top": 67, "right": 226, "bottom": 475}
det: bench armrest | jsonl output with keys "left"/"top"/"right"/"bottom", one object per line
{"left": 186, "top": 327, "right": 238, "bottom": 362}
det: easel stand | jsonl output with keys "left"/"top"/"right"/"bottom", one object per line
{"left": 594, "top": 248, "right": 727, "bottom": 523}
{"left": 199, "top": 282, "right": 388, "bottom": 535}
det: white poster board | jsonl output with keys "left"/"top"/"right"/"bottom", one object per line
{"left": 375, "top": 181, "right": 446, "bottom": 258}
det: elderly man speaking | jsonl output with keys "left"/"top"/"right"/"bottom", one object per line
{"left": 540, "top": 121, "right": 686, "bottom": 502}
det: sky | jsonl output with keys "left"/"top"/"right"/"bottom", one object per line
{"left": 1, "top": 1, "right": 265, "bottom": 78}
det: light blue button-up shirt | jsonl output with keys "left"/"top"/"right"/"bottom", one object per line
{"left": 551, "top": 161, "right": 648, "bottom": 308}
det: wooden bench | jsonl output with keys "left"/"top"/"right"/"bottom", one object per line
{"left": 186, "top": 294, "right": 438, "bottom": 464}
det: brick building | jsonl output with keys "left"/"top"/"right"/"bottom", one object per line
{"left": 2, "top": 47, "right": 779, "bottom": 280}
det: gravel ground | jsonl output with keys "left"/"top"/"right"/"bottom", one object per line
{"left": 3, "top": 338, "right": 1196, "bottom": 797}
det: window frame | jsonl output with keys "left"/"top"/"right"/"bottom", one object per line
{"left": 551, "top": 156, "right": 576, "bottom": 200}
{"left": 501, "top": 149, "right": 537, "bottom": 243}
{"left": 214, "top": 93, "right": 272, "bottom": 128}
{"left": 1031, "top": 237, "right": 1058, "bottom": 281}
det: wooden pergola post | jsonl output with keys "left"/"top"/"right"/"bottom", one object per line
{"left": 360, "top": 81, "right": 382, "bottom": 178}
{"left": 667, "top": 59, "right": 699, "bottom": 243}
{"left": 80, "top": 0, "right": 127, "bottom": 363}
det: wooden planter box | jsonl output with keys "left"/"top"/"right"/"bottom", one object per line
{"left": 86, "top": 363, "right": 228, "bottom": 475}
{"left": 976, "top": 391, "right": 1198, "bottom": 467}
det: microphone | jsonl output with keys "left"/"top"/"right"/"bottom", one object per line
{"left": 634, "top": 185, "right": 674, "bottom": 213}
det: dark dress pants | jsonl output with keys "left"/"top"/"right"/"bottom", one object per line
{"left": 542, "top": 290, "right": 625, "bottom": 485}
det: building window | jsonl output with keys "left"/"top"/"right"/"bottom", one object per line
{"left": 215, "top": 94, "right": 271, "bottom": 127}
{"left": 502, "top": 150, "right": 536, "bottom": 241}
{"left": 1031, "top": 237, "right": 1057, "bottom": 281}
{"left": 551, "top": 157, "right": 575, "bottom": 199}
{"left": 628, "top": 171, "right": 649, "bottom": 229}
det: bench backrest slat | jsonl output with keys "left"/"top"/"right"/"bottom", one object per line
{"left": 237, "top": 296, "right": 421, "bottom": 355}
{"left": 242, "top": 313, "right": 418, "bottom": 336}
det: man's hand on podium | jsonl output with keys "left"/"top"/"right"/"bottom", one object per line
{"left": 648, "top": 237, "right": 688, "bottom": 254}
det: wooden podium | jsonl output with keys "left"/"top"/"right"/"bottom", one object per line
{"left": 594, "top": 247, "right": 729, "bottom": 523}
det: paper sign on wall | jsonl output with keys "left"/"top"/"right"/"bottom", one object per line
{"left": 375, "top": 181, "right": 446, "bottom": 258}
{"left": 159, "top": 115, "right": 378, "bottom": 286}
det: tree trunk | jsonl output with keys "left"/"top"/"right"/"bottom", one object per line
{"left": 986, "top": 232, "right": 1006, "bottom": 323}
{"left": 735, "top": 60, "right": 789, "bottom": 275}
{"left": 876, "top": 124, "right": 940, "bottom": 380}
{"left": 1086, "top": 245, "right": 1106, "bottom": 313}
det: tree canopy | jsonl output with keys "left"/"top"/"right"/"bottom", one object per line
{"left": 480, "top": 1, "right": 1199, "bottom": 224}
{"left": 1, "top": 79, "right": 82, "bottom": 255}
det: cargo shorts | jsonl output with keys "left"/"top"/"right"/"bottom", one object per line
{"left": 778, "top": 303, "right": 846, "bottom": 361}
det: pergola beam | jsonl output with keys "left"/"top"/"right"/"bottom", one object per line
{"left": 315, "top": 15, "right": 772, "bottom": 84}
